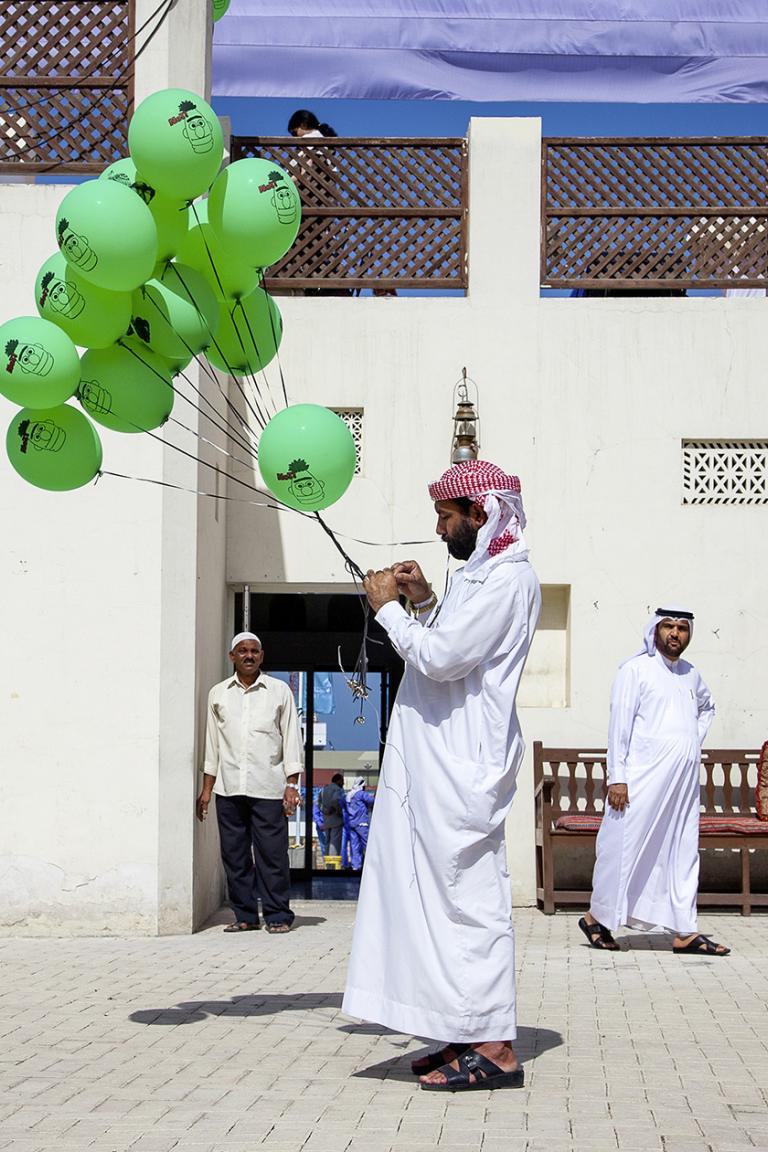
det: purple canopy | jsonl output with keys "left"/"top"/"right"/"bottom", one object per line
{"left": 212, "top": 0, "right": 768, "bottom": 103}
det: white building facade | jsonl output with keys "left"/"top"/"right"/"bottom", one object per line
{"left": 1, "top": 10, "right": 766, "bottom": 934}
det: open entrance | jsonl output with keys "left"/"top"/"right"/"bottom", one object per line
{"left": 233, "top": 590, "right": 403, "bottom": 897}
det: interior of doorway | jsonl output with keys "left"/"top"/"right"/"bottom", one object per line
{"left": 233, "top": 589, "right": 403, "bottom": 899}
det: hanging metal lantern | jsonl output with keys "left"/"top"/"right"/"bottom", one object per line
{"left": 451, "top": 368, "right": 480, "bottom": 463}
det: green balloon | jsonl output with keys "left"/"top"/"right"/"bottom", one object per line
{"left": 6, "top": 403, "right": 102, "bottom": 491}
{"left": 212, "top": 0, "right": 231, "bottom": 20}
{"left": 0, "top": 316, "right": 80, "bottom": 408}
{"left": 258, "top": 404, "right": 356, "bottom": 511}
{"left": 56, "top": 179, "right": 158, "bottom": 292}
{"left": 100, "top": 157, "right": 189, "bottom": 263}
{"left": 207, "top": 158, "right": 302, "bottom": 268}
{"left": 78, "top": 342, "right": 173, "bottom": 433}
{"left": 205, "top": 289, "right": 281, "bottom": 376}
{"left": 128, "top": 88, "right": 224, "bottom": 200}
{"left": 35, "top": 252, "right": 131, "bottom": 349}
{"left": 130, "top": 262, "right": 219, "bottom": 361}
{"left": 178, "top": 201, "right": 259, "bottom": 300}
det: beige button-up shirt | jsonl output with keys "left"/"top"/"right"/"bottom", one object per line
{"left": 203, "top": 672, "right": 303, "bottom": 799}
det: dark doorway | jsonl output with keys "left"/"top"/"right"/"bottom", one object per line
{"left": 233, "top": 591, "right": 403, "bottom": 896}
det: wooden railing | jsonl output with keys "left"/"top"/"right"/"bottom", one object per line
{"left": 0, "top": 0, "right": 134, "bottom": 174}
{"left": 231, "top": 136, "right": 468, "bottom": 293}
{"left": 542, "top": 138, "right": 768, "bottom": 291}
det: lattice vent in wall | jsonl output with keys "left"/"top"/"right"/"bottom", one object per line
{"left": 682, "top": 440, "right": 768, "bottom": 505}
{"left": 331, "top": 408, "right": 363, "bottom": 475}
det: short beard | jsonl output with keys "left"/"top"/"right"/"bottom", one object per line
{"left": 446, "top": 517, "right": 479, "bottom": 560}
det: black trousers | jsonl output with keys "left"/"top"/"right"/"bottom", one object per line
{"left": 215, "top": 795, "right": 294, "bottom": 926}
{"left": 325, "top": 824, "right": 343, "bottom": 855}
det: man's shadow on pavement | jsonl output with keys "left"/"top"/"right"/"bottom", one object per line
{"left": 130, "top": 991, "right": 343, "bottom": 1026}
{"left": 348, "top": 1026, "right": 565, "bottom": 1082}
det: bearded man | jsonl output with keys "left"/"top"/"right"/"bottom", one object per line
{"left": 580, "top": 608, "right": 730, "bottom": 957}
{"left": 342, "top": 460, "right": 541, "bottom": 1092}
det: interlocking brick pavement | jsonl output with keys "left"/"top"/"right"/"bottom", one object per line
{"left": 0, "top": 904, "right": 766, "bottom": 1152}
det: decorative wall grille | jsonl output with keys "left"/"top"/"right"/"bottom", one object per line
{"left": 542, "top": 139, "right": 768, "bottom": 290}
{"left": 0, "top": 0, "right": 134, "bottom": 173}
{"left": 231, "top": 137, "right": 468, "bottom": 292}
{"left": 682, "top": 440, "right": 768, "bottom": 505}
{"left": 331, "top": 408, "right": 363, "bottom": 474}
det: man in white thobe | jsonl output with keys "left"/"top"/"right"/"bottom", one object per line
{"left": 342, "top": 460, "right": 541, "bottom": 1092}
{"left": 581, "top": 608, "right": 730, "bottom": 956}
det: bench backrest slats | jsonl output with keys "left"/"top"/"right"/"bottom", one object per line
{"left": 534, "top": 743, "right": 760, "bottom": 817}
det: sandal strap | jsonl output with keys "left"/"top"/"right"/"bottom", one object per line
{"left": 449, "top": 1050, "right": 505, "bottom": 1083}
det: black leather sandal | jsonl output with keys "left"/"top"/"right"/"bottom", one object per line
{"left": 420, "top": 1050, "right": 524, "bottom": 1093}
{"left": 578, "top": 916, "right": 619, "bottom": 950}
{"left": 673, "top": 934, "right": 730, "bottom": 956}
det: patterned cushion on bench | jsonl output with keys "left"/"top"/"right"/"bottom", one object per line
{"left": 757, "top": 741, "right": 768, "bottom": 821}
{"left": 554, "top": 814, "right": 768, "bottom": 835}
{"left": 699, "top": 816, "right": 768, "bottom": 834}
{"left": 554, "top": 814, "right": 602, "bottom": 832}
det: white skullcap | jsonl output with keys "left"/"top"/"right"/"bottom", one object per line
{"left": 230, "top": 631, "right": 261, "bottom": 651}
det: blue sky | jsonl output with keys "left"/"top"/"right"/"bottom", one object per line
{"left": 212, "top": 97, "right": 767, "bottom": 139}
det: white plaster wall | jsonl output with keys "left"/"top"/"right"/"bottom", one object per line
{"left": 227, "top": 119, "right": 768, "bottom": 904}
{"left": 0, "top": 190, "right": 165, "bottom": 934}
{"left": 0, "top": 0, "right": 221, "bottom": 934}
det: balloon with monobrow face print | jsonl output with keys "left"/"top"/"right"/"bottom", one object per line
{"left": 6, "top": 404, "right": 102, "bottom": 491}
{"left": 34, "top": 253, "right": 132, "bottom": 349}
{"left": 258, "top": 405, "right": 356, "bottom": 512}
{"left": 207, "top": 157, "right": 302, "bottom": 269}
{"left": 0, "top": 317, "right": 80, "bottom": 409}
{"left": 128, "top": 89, "right": 224, "bottom": 201}
{"left": 55, "top": 179, "right": 158, "bottom": 292}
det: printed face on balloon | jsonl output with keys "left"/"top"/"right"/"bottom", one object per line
{"left": 168, "top": 100, "right": 215, "bottom": 154}
{"left": 17, "top": 417, "right": 66, "bottom": 454}
{"left": 57, "top": 217, "right": 98, "bottom": 272}
{"left": 276, "top": 458, "right": 326, "bottom": 507}
{"left": 79, "top": 379, "right": 112, "bottom": 416}
{"left": 39, "top": 272, "right": 85, "bottom": 319}
{"left": 4, "top": 339, "right": 54, "bottom": 377}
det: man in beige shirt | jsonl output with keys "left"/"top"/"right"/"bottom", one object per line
{"left": 196, "top": 632, "right": 303, "bottom": 934}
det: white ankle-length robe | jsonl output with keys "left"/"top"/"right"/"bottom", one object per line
{"left": 342, "top": 556, "right": 540, "bottom": 1042}
{"left": 590, "top": 650, "right": 715, "bottom": 935}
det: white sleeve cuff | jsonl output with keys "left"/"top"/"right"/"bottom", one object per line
{"left": 375, "top": 600, "right": 405, "bottom": 631}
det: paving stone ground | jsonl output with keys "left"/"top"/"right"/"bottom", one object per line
{"left": 1, "top": 903, "right": 766, "bottom": 1152}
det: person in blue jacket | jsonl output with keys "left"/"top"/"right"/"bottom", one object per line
{"left": 346, "top": 776, "right": 375, "bottom": 870}
{"left": 312, "top": 788, "right": 328, "bottom": 859}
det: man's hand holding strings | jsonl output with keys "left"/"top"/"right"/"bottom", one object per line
{"left": 391, "top": 560, "right": 431, "bottom": 603}
{"left": 607, "top": 784, "right": 629, "bottom": 812}
{"left": 364, "top": 568, "right": 399, "bottom": 612}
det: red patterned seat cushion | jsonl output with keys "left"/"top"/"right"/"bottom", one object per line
{"left": 554, "top": 814, "right": 602, "bottom": 832}
{"left": 554, "top": 813, "right": 768, "bottom": 835}
{"left": 699, "top": 816, "right": 768, "bottom": 834}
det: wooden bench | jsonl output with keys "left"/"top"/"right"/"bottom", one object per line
{"left": 534, "top": 742, "right": 768, "bottom": 915}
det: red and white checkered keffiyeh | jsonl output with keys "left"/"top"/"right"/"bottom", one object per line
{"left": 428, "top": 460, "right": 521, "bottom": 502}
{"left": 428, "top": 460, "right": 528, "bottom": 573}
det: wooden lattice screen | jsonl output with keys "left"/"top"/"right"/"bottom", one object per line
{"left": 231, "top": 136, "right": 468, "bottom": 292}
{"left": 542, "top": 138, "right": 768, "bottom": 290}
{"left": 0, "top": 0, "right": 134, "bottom": 174}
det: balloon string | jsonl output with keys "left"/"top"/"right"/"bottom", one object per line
{"left": 138, "top": 283, "right": 269, "bottom": 432}
{"left": 184, "top": 202, "right": 286, "bottom": 419}
{"left": 258, "top": 271, "right": 290, "bottom": 410}
{"left": 161, "top": 262, "right": 276, "bottom": 429}
{"left": 167, "top": 416, "right": 258, "bottom": 472}
{"left": 118, "top": 337, "right": 259, "bottom": 461}
{"left": 95, "top": 470, "right": 434, "bottom": 548}
{"left": 231, "top": 296, "right": 283, "bottom": 417}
